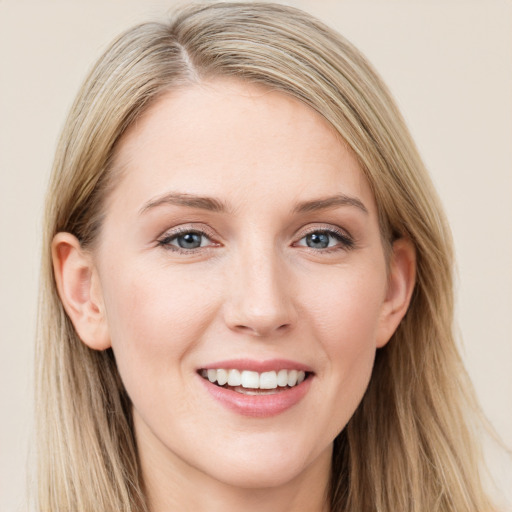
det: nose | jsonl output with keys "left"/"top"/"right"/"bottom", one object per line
{"left": 223, "top": 244, "right": 297, "bottom": 338}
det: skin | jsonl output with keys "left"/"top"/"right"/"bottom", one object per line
{"left": 53, "top": 79, "right": 416, "bottom": 512}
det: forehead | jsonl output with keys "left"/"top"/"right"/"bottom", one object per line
{"left": 108, "top": 78, "right": 376, "bottom": 216}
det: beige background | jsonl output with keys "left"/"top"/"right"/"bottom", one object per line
{"left": 1, "top": 0, "right": 511, "bottom": 510}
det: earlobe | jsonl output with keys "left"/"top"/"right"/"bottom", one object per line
{"left": 376, "top": 238, "right": 416, "bottom": 348}
{"left": 52, "top": 232, "right": 111, "bottom": 351}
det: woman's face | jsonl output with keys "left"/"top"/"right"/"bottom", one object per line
{"left": 87, "top": 79, "right": 409, "bottom": 492}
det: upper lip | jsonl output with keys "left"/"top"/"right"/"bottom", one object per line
{"left": 198, "top": 358, "right": 314, "bottom": 373}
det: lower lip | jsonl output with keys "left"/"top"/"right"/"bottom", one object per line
{"left": 199, "top": 375, "right": 313, "bottom": 418}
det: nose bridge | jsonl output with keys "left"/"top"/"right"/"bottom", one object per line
{"left": 224, "top": 237, "right": 296, "bottom": 336}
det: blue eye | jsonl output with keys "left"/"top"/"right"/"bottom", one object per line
{"left": 174, "top": 232, "right": 204, "bottom": 249}
{"left": 296, "top": 230, "right": 353, "bottom": 250}
{"left": 158, "top": 230, "right": 212, "bottom": 251}
{"left": 305, "top": 232, "right": 330, "bottom": 249}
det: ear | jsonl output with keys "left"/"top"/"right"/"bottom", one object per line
{"left": 376, "top": 237, "right": 416, "bottom": 348}
{"left": 52, "top": 232, "right": 111, "bottom": 351}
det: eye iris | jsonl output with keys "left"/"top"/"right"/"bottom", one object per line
{"left": 306, "top": 232, "right": 330, "bottom": 249}
{"left": 177, "top": 232, "right": 202, "bottom": 249}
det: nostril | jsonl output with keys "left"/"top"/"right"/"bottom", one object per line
{"left": 234, "top": 324, "right": 252, "bottom": 331}
{"left": 233, "top": 322, "right": 290, "bottom": 337}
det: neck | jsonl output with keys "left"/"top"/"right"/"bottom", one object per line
{"left": 144, "top": 467, "right": 331, "bottom": 512}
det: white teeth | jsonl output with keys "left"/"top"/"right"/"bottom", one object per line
{"left": 216, "top": 369, "right": 228, "bottom": 386}
{"left": 277, "top": 369, "right": 288, "bottom": 387}
{"left": 241, "top": 370, "right": 259, "bottom": 388}
{"left": 227, "top": 369, "right": 241, "bottom": 386}
{"left": 201, "top": 368, "right": 309, "bottom": 390}
{"left": 260, "top": 371, "right": 277, "bottom": 389}
{"left": 287, "top": 369, "right": 298, "bottom": 386}
{"left": 231, "top": 386, "right": 279, "bottom": 396}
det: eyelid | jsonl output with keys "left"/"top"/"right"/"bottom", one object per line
{"left": 155, "top": 222, "right": 354, "bottom": 253}
{"left": 293, "top": 224, "right": 354, "bottom": 250}
{"left": 156, "top": 224, "right": 220, "bottom": 252}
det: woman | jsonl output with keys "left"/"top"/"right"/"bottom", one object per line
{"left": 36, "top": 2, "right": 497, "bottom": 511}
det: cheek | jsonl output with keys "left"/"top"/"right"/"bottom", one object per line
{"left": 308, "top": 264, "right": 387, "bottom": 351}
{"left": 303, "top": 264, "right": 387, "bottom": 429}
{"left": 100, "top": 262, "right": 219, "bottom": 398}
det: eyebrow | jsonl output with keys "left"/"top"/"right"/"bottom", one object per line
{"left": 139, "top": 191, "right": 368, "bottom": 216}
{"left": 293, "top": 194, "right": 368, "bottom": 214}
{"left": 139, "top": 192, "right": 227, "bottom": 215}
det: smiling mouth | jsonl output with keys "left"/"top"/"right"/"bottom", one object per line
{"left": 199, "top": 368, "right": 311, "bottom": 395}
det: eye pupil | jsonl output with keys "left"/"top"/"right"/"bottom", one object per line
{"left": 306, "top": 232, "right": 329, "bottom": 249}
{"left": 177, "top": 232, "right": 202, "bottom": 249}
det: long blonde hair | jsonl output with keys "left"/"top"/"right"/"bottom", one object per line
{"left": 36, "top": 3, "right": 495, "bottom": 511}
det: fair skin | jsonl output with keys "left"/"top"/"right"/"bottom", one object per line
{"left": 53, "top": 79, "right": 415, "bottom": 512}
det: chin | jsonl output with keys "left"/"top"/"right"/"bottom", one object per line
{"left": 194, "top": 437, "right": 330, "bottom": 490}
{"left": 208, "top": 461, "right": 307, "bottom": 490}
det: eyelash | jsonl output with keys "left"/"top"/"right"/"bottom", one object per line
{"left": 156, "top": 226, "right": 354, "bottom": 254}
{"left": 294, "top": 227, "right": 354, "bottom": 252}
{"left": 156, "top": 227, "right": 218, "bottom": 254}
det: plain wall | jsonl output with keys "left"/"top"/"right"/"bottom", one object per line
{"left": 1, "top": 0, "right": 511, "bottom": 510}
